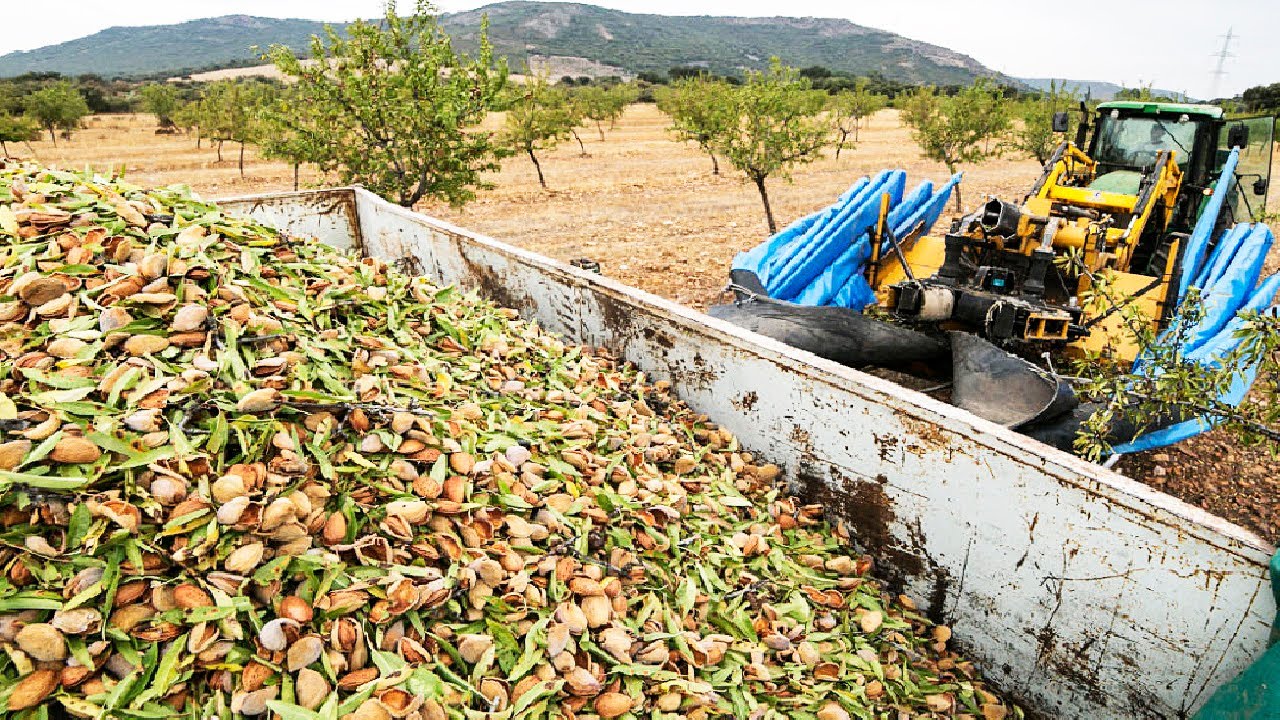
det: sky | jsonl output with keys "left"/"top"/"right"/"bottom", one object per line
{"left": 1, "top": 0, "right": 1276, "bottom": 99}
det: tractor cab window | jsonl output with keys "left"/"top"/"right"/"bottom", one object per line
{"left": 1093, "top": 115, "right": 1199, "bottom": 173}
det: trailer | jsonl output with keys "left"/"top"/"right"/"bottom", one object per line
{"left": 219, "top": 186, "right": 1277, "bottom": 720}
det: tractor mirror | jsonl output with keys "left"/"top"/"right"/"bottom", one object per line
{"left": 1253, "top": 177, "right": 1268, "bottom": 196}
{"left": 1227, "top": 123, "right": 1249, "bottom": 148}
{"left": 1051, "top": 112, "right": 1070, "bottom": 132}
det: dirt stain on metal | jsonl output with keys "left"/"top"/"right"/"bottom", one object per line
{"left": 793, "top": 468, "right": 927, "bottom": 583}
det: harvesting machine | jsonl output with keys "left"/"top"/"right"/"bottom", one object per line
{"left": 717, "top": 101, "right": 1278, "bottom": 448}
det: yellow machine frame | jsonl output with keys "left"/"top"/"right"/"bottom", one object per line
{"left": 869, "top": 143, "right": 1185, "bottom": 361}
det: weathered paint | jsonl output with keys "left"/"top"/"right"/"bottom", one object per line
{"left": 220, "top": 187, "right": 1276, "bottom": 720}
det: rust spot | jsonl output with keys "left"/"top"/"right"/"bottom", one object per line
{"left": 643, "top": 327, "right": 675, "bottom": 349}
{"left": 790, "top": 426, "right": 812, "bottom": 450}
{"left": 792, "top": 468, "right": 926, "bottom": 581}
{"left": 898, "top": 413, "right": 956, "bottom": 457}
{"left": 737, "top": 391, "right": 758, "bottom": 411}
{"left": 596, "top": 291, "right": 642, "bottom": 345}
{"left": 874, "top": 434, "right": 900, "bottom": 462}
{"left": 458, "top": 248, "right": 538, "bottom": 316}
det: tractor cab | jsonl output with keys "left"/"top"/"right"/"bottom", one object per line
{"left": 1084, "top": 101, "right": 1274, "bottom": 230}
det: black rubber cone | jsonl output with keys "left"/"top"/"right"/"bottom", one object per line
{"left": 948, "top": 332, "right": 1078, "bottom": 429}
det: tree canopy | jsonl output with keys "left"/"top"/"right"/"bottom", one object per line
{"left": 266, "top": 0, "right": 509, "bottom": 207}
{"left": 503, "top": 76, "right": 580, "bottom": 189}
{"left": 24, "top": 81, "right": 90, "bottom": 145}
{"left": 710, "top": 61, "right": 831, "bottom": 234}
{"left": 139, "top": 83, "right": 180, "bottom": 129}
{"left": 900, "top": 79, "right": 1011, "bottom": 210}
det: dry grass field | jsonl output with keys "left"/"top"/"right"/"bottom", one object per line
{"left": 10, "top": 105, "right": 1280, "bottom": 539}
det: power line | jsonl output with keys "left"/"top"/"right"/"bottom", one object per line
{"left": 1208, "top": 27, "right": 1236, "bottom": 99}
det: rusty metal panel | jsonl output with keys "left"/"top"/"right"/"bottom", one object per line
{"left": 218, "top": 187, "right": 362, "bottom": 251}
{"left": 224, "top": 187, "right": 1276, "bottom": 720}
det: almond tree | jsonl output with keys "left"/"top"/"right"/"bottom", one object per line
{"left": 828, "top": 79, "right": 886, "bottom": 158}
{"left": 1009, "top": 81, "right": 1078, "bottom": 164}
{"left": 261, "top": 86, "right": 318, "bottom": 191}
{"left": 711, "top": 61, "right": 831, "bottom": 234}
{"left": 24, "top": 82, "right": 89, "bottom": 145}
{"left": 267, "top": 0, "right": 509, "bottom": 207}
{"left": 901, "top": 79, "right": 1011, "bottom": 211}
{"left": 503, "top": 76, "right": 579, "bottom": 189}
{"left": 197, "top": 80, "right": 276, "bottom": 177}
{"left": 0, "top": 114, "right": 39, "bottom": 157}
{"left": 576, "top": 83, "right": 637, "bottom": 139}
{"left": 139, "top": 83, "right": 180, "bottom": 131}
{"left": 655, "top": 77, "right": 734, "bottom": 175}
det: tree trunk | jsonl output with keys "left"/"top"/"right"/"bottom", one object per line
{"left": 238, "top": 142, "right": 245, "bottom": 178}
{"left": 197, "top": 135, "right": 202, "bottom": 149}
{"left": 216, "top": 140, "right": 223, "bottom": 163}
{"left": 47, "top": 127, "right": 56, "bottom": 146}
{"left": 708, "top": 151, "right": 719, "bottom": 176}
{"left": 293, "top": 163, "right": 300, "bottom": 192}
{"left": 596, "top": 120, "right": 605, "bottom": 141}
{"left": 529, "top": 149, "right": 547, "bottom": 189}
{"left": 22, "top": 141, "right": 36, "bottom": 158}
{"left": 571, "top": 130, "right": 586, "bottom": 157}
{"left": 835, "top": 130, "right": 849, "bottom": 160}
{"left": 753, "top": 175, "right": 777, "bottom": 234}
{"left": 949, "top": 163, "right": 962, "bottom": 211}
{"left": 0, "top": 141, "right": 7, "bottom": 157}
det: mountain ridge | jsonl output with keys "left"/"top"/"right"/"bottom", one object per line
{"left": 0, "top": 2, "right": 1001, "bottom": 86}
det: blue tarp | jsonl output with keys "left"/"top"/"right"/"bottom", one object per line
{"left": 1177, "top": 148, "right": 1240, "bottom": 304}
{"left": 1114, "top": 272, "right": 1280, "bottom": 453}
{"left": 735, "top": 171, "right": 960, "bottom": 310}
{"left": 1114, "top": 153, "right": 1278, "bottom": 453}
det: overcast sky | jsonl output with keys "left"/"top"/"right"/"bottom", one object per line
{"left": 1, "top": 0, "right": 1276, "bottom": 98}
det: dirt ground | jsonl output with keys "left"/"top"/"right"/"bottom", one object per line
{"left": 12, "top": 106, "right": 1280, "bottom": 541}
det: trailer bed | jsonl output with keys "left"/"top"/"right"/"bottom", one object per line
{"left": 220, "top": 186, "right": 1276, "bottom": 720}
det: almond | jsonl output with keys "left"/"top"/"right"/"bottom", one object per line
{"left": 279, "top": 595, "right": 314, "bottom": 623}
{"left": 236, "top": 388, "right": 280, "bottom": 414}
{"left": 170, "top": 304, "right": 208, "bottom": 332}
{"left": 595, "top": 692, "right": 633, "bottom": 718}
{"left": 18, "top": 277, "right": 67, "bottom": 306}
{"left": 0, "top": 439, "right": 30, "bottom": 470}
{"left": 174, "top": 583, "right": 213, "bottom": 609}
{"left": 49, "top": 436, "right": 101, "bottom": 464}
{"left": 7, "top": 669, "right": 58, "bottom": 711}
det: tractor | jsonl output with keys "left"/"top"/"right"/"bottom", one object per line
{"left": 714, "top": 101, "right": 1277, "bottom": 447}
{"left": 878, "top": 101, "right": 1275, "bottom": 361}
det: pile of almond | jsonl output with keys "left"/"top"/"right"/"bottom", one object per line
{"left": 0, "top": 162, "right": 1016, "bottom": 720}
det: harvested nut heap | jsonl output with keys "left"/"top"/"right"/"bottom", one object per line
{"left": 0, "top": 162, "right": 1018, "bottom": 720}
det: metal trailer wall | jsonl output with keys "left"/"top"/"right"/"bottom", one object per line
{"left": 219, "top": 187, "right": 1277, "bottom": 720}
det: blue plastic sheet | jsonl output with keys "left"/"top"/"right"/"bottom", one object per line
{"left": 1178, "top": 148, "right": 1240, "bottom": 304}
{"left": 736, "top": 170, "right": 960, "bottom": 310}
{"left": 770, "top": 171, "right": 905, "bottom": 299}
{"left": 731, "top": 177, "right": 869, "bottom": 284}
{"left": 1180, "top": 225, "right": 1274, "bottom": 353}
{"left": 760, "top": 171, "right": 889, "bottom": 289}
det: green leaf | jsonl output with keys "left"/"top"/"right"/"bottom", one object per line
{"left": 265, "top": 702, "right": 323, "bottom": 720}
{"left": 0, "top": 469, "right": 89, "bottom": 491}
{"left": 129, "top": 632, "right": 188, "bottom": 708}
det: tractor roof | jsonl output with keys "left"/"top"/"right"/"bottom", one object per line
{"left": 1096, "top": 100, "right": 1224, "bottom": 119}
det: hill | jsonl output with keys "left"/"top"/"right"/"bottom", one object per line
{"left": 0, "top": 16, "right": 333, "bottom": 79}
{"left": 1018, "top": 77, "right": 1194, "bottom": 102}
{"left": 0, "top": 2, "right": 1001, "bottom": 86}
